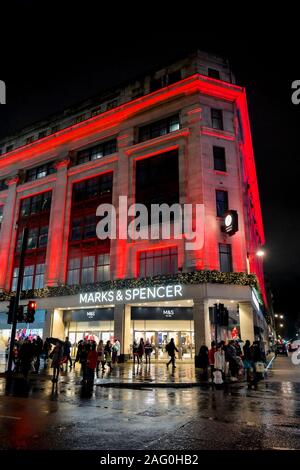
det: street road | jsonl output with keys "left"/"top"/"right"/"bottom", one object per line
{"left": 0, "top": 357, "right": 299, "bottom": 450}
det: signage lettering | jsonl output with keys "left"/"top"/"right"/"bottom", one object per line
{"left": 79, "top": 284, "right": 184, "bottom": 305}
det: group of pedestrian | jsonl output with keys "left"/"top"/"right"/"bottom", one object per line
{"left": 73, "top": 337, "right": 121, "bottom": 385}
{"left": 132, "top": 338, "right": 154, "bottom": 364}
{"left": 6, "top": 335, "right": 45, "bottom": 377}
{"left": 197, "top": 338, "right": 266, "bottom": 387}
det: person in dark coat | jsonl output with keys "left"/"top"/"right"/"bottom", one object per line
{"left": 249, "top": 340, "right": 265, "bottom": 388}
{"left": 166, "top": 338, "right": 179, "bottom": 368}
{"left": 138, "top": 338, "right": 145, "bottom": 364}
{"left": 243, "top": 339, "right": 252, "bottom": 382}
{"left": 63, "top": 336, "right": 72, "bottom": 370}
{"left": 198, "top": 343, "right": 209, "bottom": 379}
{"left": 18, "top": 338, "right": 33, "bottom": 378}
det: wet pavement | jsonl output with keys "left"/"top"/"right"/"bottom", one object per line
{"left": 0, "top": 356, "right": 299, "bottom": 450}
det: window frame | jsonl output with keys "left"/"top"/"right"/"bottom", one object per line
{"left": 138, "top": 247, "right": 178, "bottom": 277}
{"left": 219, "top": 243, "right": 233, "bottom": 272}
{"left": 211, "top": 108, "right": 224, "bottom": 130}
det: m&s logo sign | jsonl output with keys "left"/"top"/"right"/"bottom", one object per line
{"left": 0, "top": 80, "right": 6, "bottom": 104}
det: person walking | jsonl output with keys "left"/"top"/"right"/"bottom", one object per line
{"left": 96, "top": 339, "right": 105, "bottom": 373}
{"left": 112, "top": 338, "right": 120, "bottom": 365}
{"left": 243, "top": 339, "right": 252, "bottom": 382}
{"left": 138, "top": 338, "right": 145, "bottom": 364}
{"left": 86, "top": 342, "right": 98, "bottom": 389}
{"left": 226, "top": 340, "right": 238, "bottom": 381}
{"left": 132, "top": 340, "right": 139, "bottom": 364}
{"left": 214, "top": 343, "right": 225, "bottom": 384}
{"left": 49, "top": 341, "right": 63, "bottom": 383}
{"left": 249, "top": 340, "right": 265, "bottom": 388}
{"left": 63, "top": 336, "right": 72, "bottom": 370}
{"left": 208, "top": 341, "right": 216, "bottom": 381}
{"left": 144, "top": 339, "right": 153, "bottom": 365}
{"left": 166, "top": 338, "right": 178, "bottom": 368}
{"left": 104, "top": 340, "right": 113, "bottom": 370}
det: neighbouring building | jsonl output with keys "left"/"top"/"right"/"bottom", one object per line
{"left": 0, "top": 50, "right": 269, "bottom": 359}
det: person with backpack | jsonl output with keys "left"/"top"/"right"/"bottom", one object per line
{"left": 166, "top": 338, "right": 178, "bottom": 368}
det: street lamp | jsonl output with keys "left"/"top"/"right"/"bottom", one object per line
{"left": 280, "top": 323, "right": 284, "bottom": 328}
{"left": 256, "top": 249, "right": 265, "bottom": 257}
{"left": 280, "top": 315, "right": 284, "bottom": 319}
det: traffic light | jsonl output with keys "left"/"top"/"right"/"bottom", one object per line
{"left": 7, "top": 298, "right": 25, "bottom": 323}
{"left": 25, "top": 300, "right": 36, "bottom": 323}
{"left": 7, "top": 297, "right": 16, "bottom": 324}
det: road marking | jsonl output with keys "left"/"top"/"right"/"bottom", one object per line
{"left": 0, "top": 415, "right": 21, "bottom": 420}
{"left": 272, "top": 447, "right": 296, "bottom": 450}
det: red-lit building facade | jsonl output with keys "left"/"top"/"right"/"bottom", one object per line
{"left": 0, "top": 51, "right": 269, "bottom": 358}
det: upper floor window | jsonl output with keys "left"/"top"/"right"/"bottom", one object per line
{"left": 70, "top": 214, "right": 97, "bottom": 241}
{"left": 208, "top": 68, "right": 220, "bottom": 80}
{"left": 72, "top": 172, "right": 113, "bottom": 203}
{"left": 216, "top": 189, "right": 228, "bottom": 217}
{"left": 213, "top": 146, "right": 226, "bottom": 172}
{"left": 12, "top": 263, "right": 45, "bottom": 291}
{"left": 149, "top": 71, "right": 182, "bottom": 93}
{"left": 38, "top": 130, "right": 47, "bottom": 139}
{"left": 211, "top": 108, "right": 224, "bottom": 130}
{"left": 74, "top": 114, "right": 85, "bottom": 124}
{"left": 135, "top": 150, "right": 179, "bottom": 224}
{"left": 219, "top": 243, "right": 232, "bottom": 272}
{"left": 6, "top": 144, "right": 13, "bottom": 153}
{"left": 26, "top": 162, "right": 56, "bottom": 182}
{"left": 20, "top": 191, "right": 52, "bottom": 217}
{"left": 139, "top": 247, "right": 178, "bottom": 277}
{"left": 76, "top": 139, "right": 117, "bottom": 165}
{"left": 26, "top": 135, "right": 35, "bottom": 144}
{"left": 67, "top": 253, "right": 110, "bottom": 285}
{"left": 138, "top": 114, "right": 180, "bottom": 143}
{"left": 51, "top": 125, "right": 60, "bottom": 134}
{"left": 16, "top": 226, "right": 49, "bottom": 252}
{"left": 0, "top": 179, "right": 8, "bottom": 191}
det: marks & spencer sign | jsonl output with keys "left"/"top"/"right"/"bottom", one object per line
{"left": 79, "top": 284, "right": 184, "bottom": 305}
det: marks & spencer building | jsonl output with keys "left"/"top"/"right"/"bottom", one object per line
{"left": 0, "top": 51, "right": 270, "bottom": 359}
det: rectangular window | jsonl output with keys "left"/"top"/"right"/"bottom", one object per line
{"left": 0, "top": 180, "right": 8, "bottom": 192}
{"left": 138, "top": 114, "right": 180, "bottom": 143}
{"left": 34, "top": 263, "right": 45, "bottom": 289}
{"left": 219, "top": 244, "right": 232, "bottom": 272}
{"left": 72, "top": 172, "right": 113, "bottom": 203}
{"left": 67, "top": 258, "right": 80, "bottom": 285}
{"left": 74, "top": 114, "right": 85, "bottom": 124}
{"left": 20, "top": 191, "right": 52, "bottom": 217}
{"left": 6, "top": 145, "right": 13, "bottom": 152}
{"left": 26, "top": 162, "right": 55, "bottom": 182}
{"left": 211, "top": 108, "right": 223, "bottom": 130}
{"left": 216, "top": 190, "right": 228, "bottom": 217}
{"left": 26, "top": 135, "right": 35, "bottom": 144}
{"left": 208, "top": 68, "right": 220, "bottom": 80}
{"left": 82, "top": 256, "right": 95, "bottom": 284}
{"left": 76, "top": 139, "right": 117, "bottom": 165}
{"left": 135, "top": 150, "right": 179, "bottom": 224}
{"left": 139, "top": 247, "right": 178, "bottom": 277}
{"left": 51, "top": 125, "right": 59, "bottom": 133}
{"left": 11, "top": 263, "right": 45, "bottom": 291}
{"left": 97, "top": 253, "right": 110, "bottom": 281}
{"left": 38, "top": 130, "right": 47, "bottom": 139}
{"left": 22, "top": 265, "right": 34, "bottom": 290}
{"left": 213, "top": 146, "right": 226, "bottom": 172}
{"left": 27, "top": 228, "right": 38, "bottom": 249}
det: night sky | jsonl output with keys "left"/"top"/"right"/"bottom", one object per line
{"left": 1, "top": 3, "right": 299, "bottom": 335}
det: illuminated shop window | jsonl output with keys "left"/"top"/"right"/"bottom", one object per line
{"left": 139, "top": 247, "right": 178, "bottom": 277}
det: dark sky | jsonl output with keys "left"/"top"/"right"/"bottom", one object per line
{"left": 1, "top": 3, "right": 299, "bottom": 336}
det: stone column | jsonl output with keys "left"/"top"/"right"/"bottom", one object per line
{"left": 239, "top": 301, "right": 254, "bottom": 343}
{"left": 0, "top": 176, "right": 19, "bottom": 290}
{"left": 193, "top": 299, "right": 211, "bottom": 355}
{"left": 44, "top": 158, "right": 69, "bottom": 286}
{"left": 43, "top": 309, "right": 53, "bottom": 339}
{"left": 114, "top": 303, "right": 131, "bottom": 357}
{"left": 51, "top": 308, "right": 66, "bottom": 340}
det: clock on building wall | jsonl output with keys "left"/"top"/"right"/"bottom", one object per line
{"left": 222, "top": 210, "right": 239, "bottom": 236}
